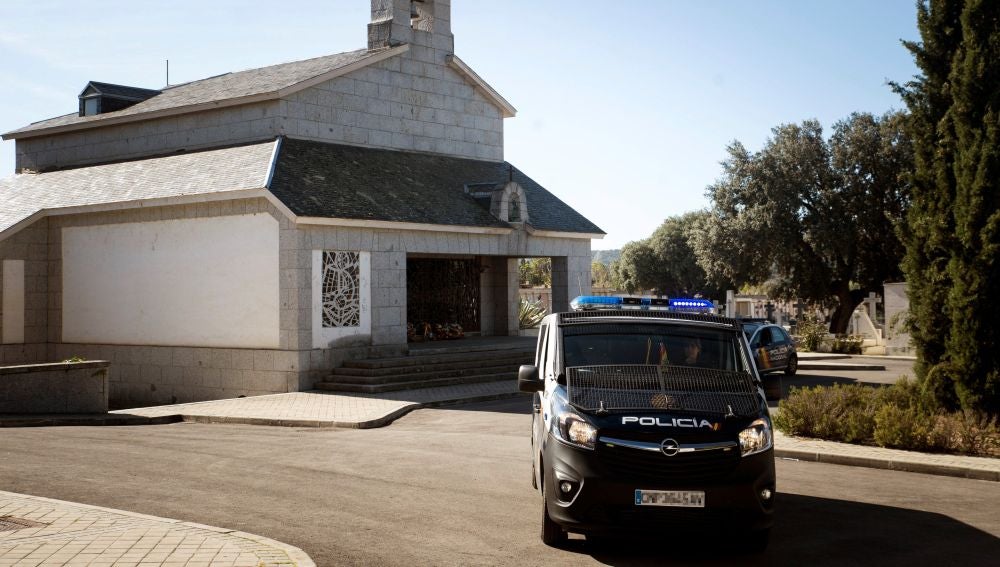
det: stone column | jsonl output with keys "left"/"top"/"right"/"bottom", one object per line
{"left": 551, "top": 256, "right": 569, "bottom": 314}
{"left": 486, "top": 257, "right": 519, "bottom": 336}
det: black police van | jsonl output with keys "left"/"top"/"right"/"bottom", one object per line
{"left": 518, "top": 296, "right": 775, "bottom": 550}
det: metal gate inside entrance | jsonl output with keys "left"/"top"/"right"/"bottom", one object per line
{"left": 407, "top": 258, "right": 480, "bottom": 332}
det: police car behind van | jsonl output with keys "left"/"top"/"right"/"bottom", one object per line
{"left": 518, "top": 296, "right": 775, "bottom": 550}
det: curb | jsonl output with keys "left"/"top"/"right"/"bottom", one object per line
{"left": 797, "top": 362, "right": 886, "bottom": 371}
{"left": 0, "top": 414, "right": 182, "bottom": 427}
{"left": 774, "top": 448, "right": 999, "bottom": 482}
{"left": 0, "top": 490, "right": 317, "bottom": 567}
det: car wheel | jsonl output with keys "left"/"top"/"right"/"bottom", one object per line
{"left": 541, "top": 477, "right": 567, "bottom": 547}
{"left": 764, "top": 375, "right": 783, "bottom": 401}
{"left": 784, "top": 353, "right": 798, "bottom": 376}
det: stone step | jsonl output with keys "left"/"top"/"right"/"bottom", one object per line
{"left": 328, "top": 362, "right": 525, "bottom": 385}
{"left": 405, "top": 340, "right": 537, "bottom": 356}
{"left": 344, "top": 348, "right": 534, "bottom": 370}
{"left": 315, "top": 372, "right": 516, "bottom": 394}
{"left": 334, "top": 354, "right": 531, "bottom": 377}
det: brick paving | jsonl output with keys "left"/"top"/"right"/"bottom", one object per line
{"left": 113, "top": 382, "right": 519, "bottom": 428}
{"left": 773, "top": 430, "right": 1000, "bottom": 481}
{"left": 0, "top": 491, "right": 314, "bottom": 567}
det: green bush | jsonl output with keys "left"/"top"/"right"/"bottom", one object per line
{"left": 793, "top": 314, "right": 827, "bottom": 352}
{"left": 774, "top": 379, "right": 1000, "bottom": 457}
{"left": 831, "top": 334, "right": 864, "bottom": 354}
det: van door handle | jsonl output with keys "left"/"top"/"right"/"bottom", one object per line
{"left": 532, "top": 392, "right": 542, "bottom": 414}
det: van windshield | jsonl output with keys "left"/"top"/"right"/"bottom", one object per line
{"left": 562, "top": 323, "right": 747, "bottom": 373}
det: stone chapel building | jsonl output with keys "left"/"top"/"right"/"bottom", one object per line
{"left": 0, "top": 0, "right": 603, "bottom": 406}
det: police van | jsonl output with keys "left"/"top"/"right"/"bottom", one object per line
{"left": 518, "top": 296, "right": 775, "bottom": 550}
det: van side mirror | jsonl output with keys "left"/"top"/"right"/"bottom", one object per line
{"left": 517, "top": 365, "right": 543, "bottom": 392}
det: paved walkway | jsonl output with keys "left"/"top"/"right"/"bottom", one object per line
{"left": 0, "top": 491, "right": 314, "bottom": 567}
{"left": 112, "top": 381, "right": 517, "bottom": 429}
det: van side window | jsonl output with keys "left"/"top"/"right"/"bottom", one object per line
{"left": 535, "top": 324, "right": 548, "bottom": 368}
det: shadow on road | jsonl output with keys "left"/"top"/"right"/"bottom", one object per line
{"left": 552, "top": 492, "right": 999, "bottom": 566}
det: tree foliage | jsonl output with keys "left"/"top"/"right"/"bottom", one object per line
{"left": 519, "top": 258, "right": 551, "bottom": 287}
{"left": 610, "top": 212, "right": 725, "bottom": 297}
{"left": 895, "top": 0, "right": 1000, "bottom": 414}
{"left": 691, "top": 112, "right": 913, "bottom": 333}
{"left": 590, "top": 261, "right": 615, "bottom": 289}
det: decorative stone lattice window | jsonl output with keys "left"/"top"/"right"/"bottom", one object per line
{"left": 312, "top": 249, "right": 371, "bottom": 349}
{"left": 321, "top": 251, "right": 361, "bottom": 328}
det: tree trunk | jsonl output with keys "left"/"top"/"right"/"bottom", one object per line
{"left": 828, "top": 289, "right": 866, "bottom": 334}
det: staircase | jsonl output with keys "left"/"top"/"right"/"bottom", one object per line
{"left": 314, "top": 340, "right": 535, "bottom": 394}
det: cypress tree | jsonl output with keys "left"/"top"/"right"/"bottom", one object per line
{"left": 897, "top": 0, "right": 1000, "bottom": 413}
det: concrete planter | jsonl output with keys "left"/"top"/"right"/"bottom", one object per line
{"left": 0, "top": 360, "right": 110, "bottom": 414}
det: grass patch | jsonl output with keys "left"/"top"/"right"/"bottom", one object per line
{"left": 774, "top": 379, "right": 1000, "bottom": 458}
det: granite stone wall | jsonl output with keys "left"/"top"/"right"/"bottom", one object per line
{"left": 16, "top": 36, "right": 504, "bottom": 171}
{"left": 0, "top": 360, "right": 109, "bottom": 414}
{"left": 0, "top": 219, "right": 49, "bottom": 365}
{"left": 0, "top": 196, "right": 591, "bottom": 406}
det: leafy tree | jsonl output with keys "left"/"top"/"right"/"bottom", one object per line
{"left": 519, "top": 258, "right": 551, "bottom": 287}
{"left": 611, "top": 212, "right": 724, "bottom": 297}
{"left": 894, "top": 0, "right": 1000, "bottom": 413}
{"left": 691, "top": 112, "right": 913, "bottom": 333}
{"left": 591, "top": 261, "right": 615, "bottom": 289}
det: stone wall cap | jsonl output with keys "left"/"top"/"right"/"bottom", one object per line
{"left": 0, "top": 360, "right": 110, "bottom": 375}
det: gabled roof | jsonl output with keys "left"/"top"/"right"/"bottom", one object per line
{"left": 0, "top": 137, "right": 603, "bottom": 241}
{"left": 268, "top": 138, "right": 604, "bottom": 236}
{"left": 0, "top": 141, "right": 278, "bottom": 238}
{"left": 79, "top": 81, "right": 161, "bottom": 101}
{"left": 2, "top": 46, "right": 408, "bottom": 140}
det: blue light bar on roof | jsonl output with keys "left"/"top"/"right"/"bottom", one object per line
{"left": 570, "top": 296, "right": 671, "bottom": 311}
{"left": 569, "top": 296, "right": 716, "bottom": 313}
{"left": 669, "top": 298, "right": 716, "bottom": 313}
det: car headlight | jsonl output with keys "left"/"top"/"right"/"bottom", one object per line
{"left": 738, "top": 418, "right": 773, "bottom": 457}
{"left": 550, "top": 394, "right": 597, "bottom": 450}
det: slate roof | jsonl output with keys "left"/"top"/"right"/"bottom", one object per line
{"left": 0, "top": 141, "right": 277, "bottom": 234}
{"left": 269, "top": 138, "right": 605, "bottom": 235}
{"left": 4, "top": 49, "right": 373, "bottom": 137}
{"left": 0, "top": 137, "right": 603, "bottom": 238}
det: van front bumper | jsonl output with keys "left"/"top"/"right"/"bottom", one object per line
{"left": 542, "top": 434, "right": 775, "bottom": 535}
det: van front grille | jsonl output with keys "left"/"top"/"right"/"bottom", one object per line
{"left": 596, "top": 442, "right": 740, "bottom": 483}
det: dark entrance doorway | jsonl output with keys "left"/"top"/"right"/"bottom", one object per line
{"left": 407, "top": 258, "right": 481, "bottom": 333}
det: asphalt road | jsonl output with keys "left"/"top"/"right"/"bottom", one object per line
{"left": 1, "top": 391, "right": 998, "bottom": 566}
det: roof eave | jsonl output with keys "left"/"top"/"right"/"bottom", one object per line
{"left": 2, "top": 44, "right": 411, "bottom": 141}
{"left": 445, "top": 54, "right": 517, "bottom": 118}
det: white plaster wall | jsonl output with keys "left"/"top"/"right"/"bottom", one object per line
{"left": 311, "top": 250, "right": 371, "bottom": 349}
{"left": 62, "top": 214, "right": 280, "bottom": 348}
{"left": 2, "top": 260, "right": 25, "bottom": 344}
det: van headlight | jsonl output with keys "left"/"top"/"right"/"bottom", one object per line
{"left": 738, "top": 418, "right": 773, "bottom": 457}
{"left": 550, "top": 394, "right": 597, "bottom": 450}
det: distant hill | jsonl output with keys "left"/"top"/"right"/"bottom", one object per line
{"left": 592, "top": 249, "right": 621, "bottom": 265}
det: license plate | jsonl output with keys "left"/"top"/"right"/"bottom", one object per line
{"left": 634, "top": 489, "right": 705, "bottom": 508}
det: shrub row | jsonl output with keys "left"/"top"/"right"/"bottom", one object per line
{"left": 773, "top": 379, "right": 1000, "bottom": 457}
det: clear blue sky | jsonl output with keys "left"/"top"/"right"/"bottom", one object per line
{"left": 0, "top": 0, "right": 919, "bottom": 249}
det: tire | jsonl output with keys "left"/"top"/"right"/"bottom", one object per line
{"left": 541, "top": 477, "right": 567, "bottom": 547}
{"left": 784, "top": 353, "right": 798, "bottom": 376}
{"left": 764, "top": 375, "right": 783, "bottom": 401}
